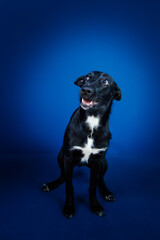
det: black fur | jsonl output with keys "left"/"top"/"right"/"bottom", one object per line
{"left": 41, "top": 71, "right": 121, "bottom": 218}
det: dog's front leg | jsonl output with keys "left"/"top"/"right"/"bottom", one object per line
{"left": 98, "top": 158, "right": 115, "bottom": 202}
{"left": 63, "top": 156, "right": 75, "bottom": 219}
{"left": 89, "top": 161, "right": 105, "bottom": 217}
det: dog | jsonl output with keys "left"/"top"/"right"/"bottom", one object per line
{"left": 41, "top": 71, "right": 121, "bottom": 218}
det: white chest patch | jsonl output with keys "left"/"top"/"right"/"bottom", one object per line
{"left": 72, "top": 137, "right": 107, "bottom": 163}
{"left": 71, "top": 115, "right": 107, "bottom": 164}
{"left": 86, "top": 116, "right": 100, "bottom": 134}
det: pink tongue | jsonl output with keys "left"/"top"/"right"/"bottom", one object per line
{"left": 83, "top": 99, "right": 91, "bottom": 104}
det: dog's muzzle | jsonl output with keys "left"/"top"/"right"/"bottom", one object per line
{"left": 81, "top": 98, "right": 98, "bottom": 110}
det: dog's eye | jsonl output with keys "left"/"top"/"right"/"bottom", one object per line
{"left": 102, "top": 79, "right": 109, "bottom": 85}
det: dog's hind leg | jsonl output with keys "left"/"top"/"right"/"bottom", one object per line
{"left": 41, "top": 176, "right": 64, "bottom": 192}
{"left": 41, "top": 148, "right": 65, "bottom": 192}
{"left": 98, "top": 157, "right": 115, "bottom": 201}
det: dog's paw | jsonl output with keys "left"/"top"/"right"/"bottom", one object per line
{"left": 99, "top": 188, "right": 115, "bottom": 202}
{"left": 41, "top": 184, "right": 50, "bottom": 192}
{"left": 63, "top": 205, "right": 75, "bottom": 219}
{"left": 91, "top": 203, "right": 105, "bottom": 217}
{"left": 104, "top": 193, "right": 115, "bottom": 202}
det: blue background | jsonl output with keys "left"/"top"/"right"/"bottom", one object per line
{"left": 0, "top": 0, "right": 160, "bottom": 239}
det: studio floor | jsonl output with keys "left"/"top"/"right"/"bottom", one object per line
{"left": 0, "top": 153, "right": 159, "bottom": 240}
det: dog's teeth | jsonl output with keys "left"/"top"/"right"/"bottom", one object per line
{"left": 82, "top": 98, "right": 98, "bottom": 107}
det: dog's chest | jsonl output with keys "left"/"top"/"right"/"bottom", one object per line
{"left": 85, "top": 115, "right": 100, "bottom": 135}
{"left": 71, "top": 116, "right": 107, "bottom": 164}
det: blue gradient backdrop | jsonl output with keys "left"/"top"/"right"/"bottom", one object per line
{"left": 0, "top": 0, "right": 160, "bottom": 240}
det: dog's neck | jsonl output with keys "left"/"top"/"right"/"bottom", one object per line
{"left": 79, "top": 99, "right": 113, "bottom": 126}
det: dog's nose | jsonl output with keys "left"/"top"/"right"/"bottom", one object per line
{"left": 81, "top": 87, "right": 94, "bottom": 96}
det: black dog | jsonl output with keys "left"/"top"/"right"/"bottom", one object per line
{"left": 41, "top": 71, "right": 121, "bottom": 218}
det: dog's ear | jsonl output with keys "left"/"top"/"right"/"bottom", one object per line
{"left": 74, "top": 76, "right": 85, "bottom": 88}
{"left": 113, "top": 82, "right": 122, "bottom": 101}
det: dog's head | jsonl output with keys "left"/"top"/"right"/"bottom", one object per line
{"left": 74, "top": 71, "right": 121, "bottom": 110}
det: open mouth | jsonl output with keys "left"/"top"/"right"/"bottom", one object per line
{"left": 81, "top": 98, "right": 98, "bottom": 109}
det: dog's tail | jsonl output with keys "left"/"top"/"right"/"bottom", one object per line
{"left": 41, "top": 176, "right": 64, "bottom": 192}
